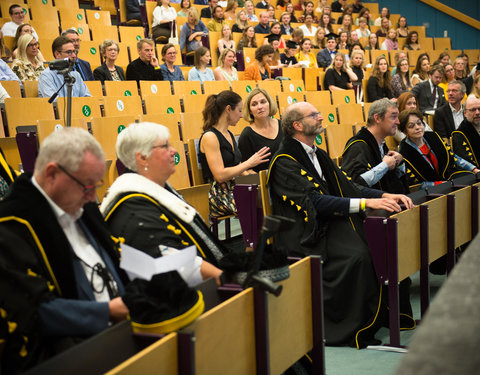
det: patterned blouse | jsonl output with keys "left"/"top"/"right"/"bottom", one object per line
{"left": 11, "top": 59, "right": 45, "bottom": 81}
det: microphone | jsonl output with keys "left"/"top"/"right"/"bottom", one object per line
{"left": 49, "top": 58, "right": 73, "bottom": 71}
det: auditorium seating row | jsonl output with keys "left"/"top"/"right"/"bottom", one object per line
{"left": 25, "top": 256, "right": 325, "bottom": 375}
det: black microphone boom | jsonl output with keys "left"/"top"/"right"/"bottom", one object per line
{"left": 49, "top": 58, "right": 72, "bottom": 71}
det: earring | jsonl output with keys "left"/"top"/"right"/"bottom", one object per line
{"left": 144, "top": 166, "right": 148, "bottom": 171}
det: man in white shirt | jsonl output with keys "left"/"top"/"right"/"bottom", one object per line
{"left": 1, "top": 4, "right": 39, "bottom": 40}
{"left": 434, "top": 80, "right": 466, "bottom": 139}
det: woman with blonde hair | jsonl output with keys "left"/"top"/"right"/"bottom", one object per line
{"left": 179, "top": 7, "right": 208, "bottom": 52}
{"left": 324, "top": 52, "right": 357, "bottom": 91}
{"left": 468, "top": 75, "right": 480, "bottom": 99}
{"left": 11, "top": 34, "right": 45, "bottom": 81}
{"left": 214, "top": 48, "right": 238, "bottom": 84}
{"left": 366, "top": 55, "right": 393, "bottom": 101}
{"left": 381, "top": 28, "right": 398, "bottom": 51}
{"left": 12, "top": 24, "right": 44, "bottom": 61}
{"left": 223, "top": 0, "right": 238, "bottom": 20}
{"left": 93, "top": 39, "right": 126, "bottom": 82}
{"left": 349, "top": 48, "right": 365, "bottom": 101}
{"left": 312, "top": 27, "right": 326, "bottom": 49}
{"left": 239, "top": 88, "right": 282, "bottom": 172}
{"left": 338, "top": 14, "right": 353, "bottom": 34}
{"left": 244, "top": 0, "right": 258, "bottom": 22}
{"left": 217, "top": 24, "right": 235, "bottom": 55}
{"left": 232, "top": 9, "right": 249, "bottom": 33}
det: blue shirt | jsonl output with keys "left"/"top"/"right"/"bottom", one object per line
{"left": 188, "top": 67, "right": 215, "bottom": 83}
{"left": 179, "top": 21, "right": 208, "bottom": 52}
{"left": 0, "top": 59, "right": 20, "bottom": 82}
{"left": 160, "top": 63, "right": 185, "bottom": 82}
{"left": 38, "top": 68, "right": 91, "bottom": 99}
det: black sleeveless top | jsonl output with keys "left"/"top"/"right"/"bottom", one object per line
{"left": 198, "top": 127, "right": 242, "bottom": 182}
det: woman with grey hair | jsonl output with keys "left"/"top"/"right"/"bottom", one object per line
{"left": 93, "top": 39, "right": 125, "bottom": 82}
{"left": 100, "top": 122, "right": 224, "bottom": 283}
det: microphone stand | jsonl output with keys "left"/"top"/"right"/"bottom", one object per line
{"left": 48, "top": 62, "right": 75, "bottom": 128}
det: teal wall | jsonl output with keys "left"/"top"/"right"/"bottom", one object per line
{"left": 367, "top": 0, "right": 480, "bottom": 51}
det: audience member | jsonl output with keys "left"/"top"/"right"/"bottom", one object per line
{"left": 280, "top": 40, "right": 301, "bottom": 67}
{"left": 1, "top": 4, "right": 39, "bottom": 40}
{"left": 364, "top": 32, "right": 379, "bottom": 50}
{"left": 390, "top": 58, "right": 411, "bottom": 98}
{"left": 411, "top": 64, "right": 446, "bottom": 113}
{"left": 232, "top": 9, "right": 249, "bottom": 32}
{"left": 265, "top": 22, "right": 286, "bottom": 48}
{"left": 93, "top": 39, "right": 125, "bottom": 82}
{"left": 267, "top": 4, "right": 277, "bottom": 22}
{"left": 160, "top": 43, "right": 185, "bottom": 82}
{"left": 0, "top": 128, "right": 128, "bottom": 373}
{"left": 267, "top": 100, "right": 412, "bottom": 348}
{"left": 290, "top": 27, "right": 304, "bottom": 45}
{"left": 126, "top": 0, "right": 144, "bottom": 22}
{"left": 399, "top": 108, "right": 478, "bottom": 187}
{"left": 396, "top": 16, "right": 409, "bottom": 38}
{"left": 411, "top": 55, "right": 430, "bottom": 86}
{"left": 207, "top": 6, "right": 227, "bottom": 32}
{"left": 285, "top": 2, "right": 297, "bottom": 22}
{"left": 177, "top": 0, "right": 192, "bottom": 17}
{"left": 244, "top": 0, "right": 259, "bottom": 21}
{"left": 336, "top": 31, "right": 350, "bottom": 50}
{"left": 214, "top": 48, "right": 238, "bottom": 83}
{"left": 356, "top": 7, "right": 374, "bottom": 26}
{"left": 238, "top": 88, "right": 283, "bottom": 172}
{"left": 38, "top": 36, "right": 91, "bottom": 98}
{"left": 390, "top": 51, "right": 407, "bottom": 75}
{"left": 435, "top": 51, "right": 451, "bottom": 66}
{"left": 352, "top": 0, "right": 364, "bottom": 13}
{"left": 348, "top": 49, "right": 365, "bottom": 100}
{"left": 452, "top": 96, "right": 480, "bottom": 168}
{"left": 312, "top": 28, "right": 326, "bottom": 49}
{"left": 245, "top": 44, "right": 274, "bottom": 81}
{"left": 188, "top": 46, "right": 215, "bottom": 82}
{"left": 61, "top": 29, "right": 95, "bottom": 81}
{"left": 338, "top": 13, "right": 353, "bottom": 34}
{"left": 237, "top": 26, "right": 257, "bottom": 51}
{"left": 374, "top": 7, "right": 391, "bottom": 27}
{"left": 298, "top": 1, "right": 318, "bottom": 23}
{"left": 198, "top": 91, "right": 270, "bottom": 216}
{"left": 179, "top": 8, "right": 208, "bottom": 53}
{"left": 279, "top": 12, "right": 293, "bottom": 35}
{"left": 317, "top": 34, "right": 337, "bottom": 68}
{"left": 254, "top": 11, "right": 271, "bottom": 34}
{"left": 403, "top": 31, "right": 420, "bottom": 50}
{"left": 318, "top": 13, "right": 334, "bottom": 35}
{"left": 265, "top": 34, "right": 284, "bottom": 69}
{"left": 354, "top": 17, "right": 370, "bottom": 39}
{"left": 324, "top": 52, "right": 356, "bottom": 91}
{"left": 381, "top": 28, "right": 398, "bottom": 51}
{"left": 152, "top": 0, "right": 177, "bottom": 40}
{"left": 375, "top": 17, "right": 390, "bottom": 38}
{"left": 126, "top": 39, "right": 163, "bottom": 82}
{"left": 11, "top": 34, "right": 45, "bottom": 81}
{"left": 218, "top": 24, "right": 236, "bottom": 55}
{"left": 394, "top": 92, "right": 432, "bottom": 142}
{"left": 331, "top": 0, "right": 346, "bottom": 13}
{"left": 366, "top": 56, "right": 393, "bottom": 102}
{"left": 224, "top": 0, "right": 238, "bottom": 20}
{"left": 200, "top": 0, "right": 218, "bottom": 18}
{"left": 433, "top": 80, "right": 466, "bottom": 139}
{"left": 299, "top": 14, "right": 317, "bottom": 37}
{"left": 12, "top": 24, "right": 44, "bottom": 61}
{"left": 295, "top": 38, "right": 317, "bottom": 68}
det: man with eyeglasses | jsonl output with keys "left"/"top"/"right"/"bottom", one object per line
{"left": 38, "top": 36, "right": 91, "bottom": 99}
{"left": 126, "top": 38, "right": 163, "bottom": 82}
{"left": 1, "top": 4, "right": 39, "bottom": 39}
{"left": 433, "top": 80, "right": 466, "bottom": 140}
{"left": 0, "top": 128, "right": 128, "bottom": 373}
{"left": 61, "top": 28, "right": 95, "bottom": 81}
{"left": 452, "top": 96, "right": 480, "bottom": 168}
{"left": 267, "top": 101, "right": 412, "bottom": 348}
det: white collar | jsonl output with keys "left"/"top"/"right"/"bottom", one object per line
{"left": 100, "top": 173, "right": 197, "bottom": 223}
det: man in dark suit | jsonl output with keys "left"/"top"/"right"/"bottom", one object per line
{"left": 411, "top": 64, "right": 446, "bottom": 114}
{"left": 256, "top": 0, "right": 269, "bottom": 8}
{"left": 316, "top": 34, "right": 337, "bottom": 68}
{"left": 254, "top": 12, "right": 271, "bottom": 34}
{"left": 62, "top": 28, "right": 95, "bottom": 81}
{"left": 331, "top": 0, "right": 346, "bottom": 12}
{"left": 200, "top": 0, "right": 218, "bottom": 18}
{"left": 0, "top": 128, "right": 128, "bottom": 373}
{"left": 433, "top": 80, "right": 466, "bottom": 140}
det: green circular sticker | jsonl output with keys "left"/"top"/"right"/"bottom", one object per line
{"left": 77, "top": 13, "right": 83, "bottom": 20}
{"left": 315, "top": 134, "right": 323, "bottom": 146}
{"left": 78, "top": 27, "right": 83, "bottom": 34}
{"left": 246, "top": 85, "right": 252, "bottom": 93}
{"left": 90, "top": 47, "right": 97, "bottom": 55}
{"left": 296, "top": 87, "right": 303, "bottom": 92}
{"left": 292, "top": 98, "right": 298, "bottom": 103}
{"left": 328, "top": 113, "right": 335, "bottom": 122}
{"left": 82, "top": 105, "right": 91, "bottom": 117}
{"left": 167, "top": 107, "right": 174, "bottom": 114}
{"left": 174, "top": 153, "right": 180, "bottom": 165}
{"left": 136, "top": 35, "right": 141, "bottom": 41}
{"left": 117, "top": 125, "right": 126, "bottom": 133}
{"left": 42, "top": 0, "right": 47, "bottom": 4}
{"left": 124, "top": 90, "right": 132, "bottom": 96}
{"left": 22, "top": 8, "right": 27, "bottom": 14}
{"left": 190, "top": 90, "right": 197, "bottom": 95}
{"left": 345, "top": 96, "right": 350, "bottom": 103}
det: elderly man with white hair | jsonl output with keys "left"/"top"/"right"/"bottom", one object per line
{"left": 452, "top": 95, "right": 480, "bottom": 168}
{"left": 100, "top": 122, "right": 224, "bottom": 283}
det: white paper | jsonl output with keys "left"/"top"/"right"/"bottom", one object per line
{"left": 120, "top": 244, "right": 201, "bottom": 286}
{"left": 366, "top": 345, "right": 408, "bottom": 353}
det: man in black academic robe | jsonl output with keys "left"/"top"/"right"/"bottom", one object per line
{"left": 452, "top": 96, "right": 480, "bottom": 168}
{"left": 267, "top": 101, "right": 413, "bottom": 348}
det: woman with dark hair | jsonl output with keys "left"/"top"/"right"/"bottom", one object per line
{"left": 264, "top": 22, "right": 286, "bottom": 48}
{"left": 237, "top": 26, "right": 257, "bottom": 51}
{"left": 396, "top": 16, "right": 408, "bottom": 38}
{"left": 188, "top": 46, "right": 214, "bottom": 83}
{"left": 394, "top": 92, "right": 432, "bottom": 142}
{"left": 403, "top": 31, "right": 421, "bottom": 50}
{"left": 355, "top": 7, "right": 374, "bottom": 26}
{"left": 93, "top": 39, "right": 125, "bottom": 82}
{"left": 160, "top": 43, "right": 185, "bottom": 82}
{"left": 366, "top": 55, "right": 393, "bottom": 102}
{"left": 318, "top": 12, "right": 333, "bottom": 35}
{"left": 337, "top": 4, "right": 354, "bottom": 25}
{"left": 364, "top": 32, "right": 379, "bottom": 50}
{"left": 244, "top": 44, "right": 274, "bottom": 81}
{"left": 398, "top": 108, "right": 479, "bottom": 187}
{"left": 411, "top": 55, "right": 430, "bottom": 86}
{"left": 337, "top": 31, "right": 350, "bottom": 50}
{"left": 324, "top": 52, "right": 357, "bottom": 91}
{"left": 375, "top": 17, "right": 390, "bottom": 38}
{"left": 177, "top": 0, "right": 191, "bottom": 17}
{"left": 295, "top": 38, "right": 317, "bottom": 68}
{"left": 298, "top": 1, "right": 318, "bottom": 23}
{"left": 239, "top": 88, "right": 283, "bottom": 172}
{"left": 285, "top": 2, "right": 297, "bottom": 23}
{"left": 374, "top": 7, "right": 391, "bottom": 26}
{"left": 390, "top": 58, "right": 411, "bottom": 98}
{"left": 224, "top": 0, "right": 238, "bottom": 20}
{"left": 198, "top": 91, "right": 270, "bottom": 216}
{"left": 435, "top": 51, "right": 451, "bottom": 66}
{"left": 152, "top": 0, "right": 177, "bottom": 40}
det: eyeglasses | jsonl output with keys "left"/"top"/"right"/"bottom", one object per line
{"left": 466, "top": 107, "right": 480, "bottom": 113}
{"left": 12, "top": 11, "right": 24, "bottom": 15}
{"left": 298, "top": 112, "right": 322, "bottom": 121}
{"left": 60, "top": 49, "right": 77, "bottom": 55}
{"left": 27, "top": 42, "right": 38, "bottom": 48}
{"left": 152, "top": 142, "right": 170, "bottom": 150}
{"left": 57, "top": 164, "right": 104, "bottom": 194}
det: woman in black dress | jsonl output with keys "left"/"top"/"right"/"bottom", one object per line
{"left": 323, "top": 52, "right": 357, "bottom": 91}
{"left": 366, "top": 55, "right": 393, "bottom": 102}
{"left": 198, "top": 91, "right": 270, "bottom": 216}
{"left": 238, "top": 88, "right": 283, "bottom": 172}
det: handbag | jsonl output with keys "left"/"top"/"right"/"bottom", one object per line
{"left": 169, "top": 20, "right": 179, "bottom": 45}
{"left": 208, "top": 180, "right": 237, "bottom": 217}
